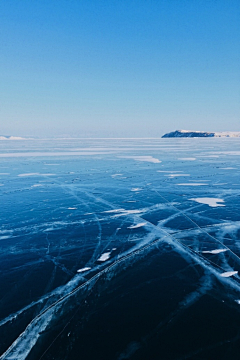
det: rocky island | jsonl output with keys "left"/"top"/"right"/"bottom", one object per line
{"left": 162, "top": 130, "right": 240, "bottom": 138}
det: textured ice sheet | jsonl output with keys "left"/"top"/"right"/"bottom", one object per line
{"left": 1, "top": 137, "right": 240, "bottom": 360}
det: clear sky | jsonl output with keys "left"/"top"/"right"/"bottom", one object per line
{"left": 0, "top": 0, "right": 239, "bottom": 137}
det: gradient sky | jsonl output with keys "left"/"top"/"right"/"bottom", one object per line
{"left": 1, "top": 0, "right": 239, "bottom": 137}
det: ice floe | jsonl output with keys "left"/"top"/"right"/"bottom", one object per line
{"left": 190, "top": 198, "right": 225, "bottom": 207}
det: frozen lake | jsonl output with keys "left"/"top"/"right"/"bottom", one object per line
{"left": 0, "top": 138, "right": 240, "bottom": 359}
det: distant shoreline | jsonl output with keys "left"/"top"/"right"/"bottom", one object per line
{"left": 162, "top": 130, "right": 240, "bottom": 138}
{"left": 1, "top": 133, "right": 240, "bottom": 140}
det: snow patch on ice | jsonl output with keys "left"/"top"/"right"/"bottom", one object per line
{"left": 202, "top": 249, "right": 228, "bottom": 254}
{"left": 98, "top": 252, "right": 111, "bottom": 262}
{"left": 157, "top": 170, "right": 183, "bottom": 173}
{"left": 177, "top": 183, "right": 207, "bottom": 186}
{"left": 166, "top": 174, "right": 190, "bottom": 177}
{"left": 119, "top": 156, "right": 161, "bottom": 163}
{"left": 190, "top": 198, "right": 225, "bottom": 207}
{"left": 0, "top": 235, "right": 12, "bottom": 240}
{"left": 220, "top": 271, "right": 238, "bottom": 278}
{"left": 18, "top": 173, "right": 39, "bottom": 177}
{"left": 44, "top": 163, "right": 60, "bottom": 166}
{"left": 220, "top": 167, "right": 236, "bottom": 170}
{"left": 103, "top": 208, "right": 125, "bottom": 213}
{"left": 113, "top": 209, "right": 143, "bottom": 217}
{"left": 18, "top": 173, "right": 55, "bottom": 177}
{"left": 128, "top": 222, "right": 147, "bottom": 229}
{"left": 77, "top": 267, "right": 91, "bottom": 273}
{"left": 200, "top": 155, "right": 220, "bottom": 158}
{"left": 111, "top": 174, "right": 123, "bottom": 177}
{"left": 0, "top": 136, "right": 26, "bottom": 140}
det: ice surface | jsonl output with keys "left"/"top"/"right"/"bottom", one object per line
{"left": 1, "top": 137, "right": 240, "bottom": 359}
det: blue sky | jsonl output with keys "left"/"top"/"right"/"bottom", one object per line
{"left": 0, "top": 0, "right": 239, "bottom": 137}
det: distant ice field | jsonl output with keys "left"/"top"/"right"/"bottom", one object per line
{"left": 0, "top": 138, "right": 240, "bottom": 360}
